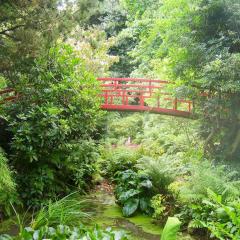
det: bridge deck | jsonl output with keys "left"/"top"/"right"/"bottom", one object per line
{"left": 99, "top": 77, "right": 192, "bottom": 118}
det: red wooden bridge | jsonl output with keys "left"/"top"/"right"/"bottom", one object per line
{"left": 99, "top": 78, "right": 192, "bottom": 118}
{"left": 0, "top": 78, "right": 193, "bottom": 118}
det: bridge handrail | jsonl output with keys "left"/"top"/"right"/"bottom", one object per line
{"left": 98, "top": 77, "right": 169, "bottom": 84}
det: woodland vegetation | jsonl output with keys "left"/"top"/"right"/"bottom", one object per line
{"left": 0, "top": 0, "right": 240, "bottom": 239}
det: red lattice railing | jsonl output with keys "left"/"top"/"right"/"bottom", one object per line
{"left": 98, "top": 77, "right": 193, "bottom": 117}
{"left": 0, "top": 88, "right": 18, "bottom": 104}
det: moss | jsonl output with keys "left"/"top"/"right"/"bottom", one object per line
{"left": 93, "top": 204, "right": 122, "bottom": 227}
{"left": 91, "top": 202, "right": 161, "bottom": 240}
{"left": 128, "top": 214, "right": 162, "bottom": 236}
{"left": 103, "top": 204, "right": 123, "bottom": 218}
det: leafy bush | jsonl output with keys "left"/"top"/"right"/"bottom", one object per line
{"left": 114, "top": 170, "right": 154, "bottom": 217}
{"left": 106, "top": 113, "right": 144, "bottom": 141}
{"left": 0, "top": 148, "right": 19, "bottom": 217}
{"left": 179, "top": 161, "right": 240, "bottom": 203}
{"left": 138, "top": 156, "right": 176, "bottom": 194}
{"left": 0, "top": 148, "right": 15, "bottom": 193}
{"left": 17, "top": 140, "right": 98, "bottom": 207}
{"left": 136, "top": 116, "right": 199, "bottom": 159}
{"left": 0, "top": 224, "right": 129, "bottom": 240}
{"left": 188, "top": 190, "right": 240, "bottom": 239}
{"left": 98, "top": 147, "right": 139, "bottom": 179}
{"left": 151, "top": 194, "right": 167, "bottom": 220}
{"left": 3, "top": 44, "right": 103, "bottom": 207}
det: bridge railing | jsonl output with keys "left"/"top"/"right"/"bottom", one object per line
{"left": 98, "top": 77, "right": 193, "bottom": 117}
{"left": 0, "top": 88, "right": 18, "bottom": 104}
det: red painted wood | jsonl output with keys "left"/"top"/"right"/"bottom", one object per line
{"left": 98, "top": 77, "right": 193, "bottom": 117}
{"left": 0, "top": 88, "right": 17, "bottom": 104}
{"left": 101, "top": 104, "right": 191, "bottom": 117}
{"left": 98, "top": 77, "right": 168, "bottom": 83}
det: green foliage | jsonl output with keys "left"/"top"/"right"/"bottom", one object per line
{"left": 98, "top": 147, "right": 139, "bottom": 179}
{"left": 0, "top": 148, "right": 15, "bottom": 192}
{"left": 106, "top": 113, "right": 144, "bottom": 142}
{"left": 31, "top": 193, "right": 90, "bottom": 230}
{"left": 3, "top": 44, "right": 102, "bottom": 207}
{"left": 0, "top": 0, "right": 103, "bottom": 83}
{"left": 0, "top": 224, "right": 129, "bottom": 240}
{"left": 151, "top": 194, "right": 166, "bottom": 220}
{"left": 179, "top": 161, "right": 240, "bottom": 203}
{"left": 136, "top": 115, "right": 200, "bottom": 159}
{"left": 124, "top": 0, "right": 240, "bottom": 160}
{"left": 138, "top": 156, "right": 176, "bottom": 194}
{"left": 189, "top": 190, "right": 240, "bottom": 239}
{"left": 68, "top": 27, "right": 119, "bottom": 77}
{"left": 161, "top": 217, "right": 181, "bottom": 240}
{"left": 114, "top": 170, "right": 154, "bottom": 217}
{"left": 0, "top": 148, "right": 19, "bottom": 217}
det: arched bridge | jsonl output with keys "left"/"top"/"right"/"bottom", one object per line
{"left": 0, "top": 78, "right": 193, "bottom": 118}
{"left": 99, "top": 78, "right": 192, "bottom": 118}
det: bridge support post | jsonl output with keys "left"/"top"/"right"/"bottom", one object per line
{"left": 140, "top": 94, "right": 144, "bottom": 106}
{"left": 173, "top": 98, "right": 178, "bottom": 110}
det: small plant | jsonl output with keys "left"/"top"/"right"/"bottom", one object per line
{"left": 0, "top": 148, "right": 19, "bottom": 217}
{"left": 137, "top": 156, "right": 176, "bottom": 195}
{"left": 189, "top": 189, "right": 240, "bottom": 239}
{"left": 0, "top": 224, "right": 130, "bottom": 240}
{"left": 151, "top": 194, "right": 166, "bottom": 220}
{"left": 31, "top": 193, "right": 91, "bottom": 229}
{"left": 114, "top": 170, "right": 154, "bottom": 217}
{"left": 98, "top": 147, "right": 139, "bottom": 179}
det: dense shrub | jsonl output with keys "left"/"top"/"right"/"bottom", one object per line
{"left": 98, "top": 147, "right": 139, "bottom": 179}
{"left": 174, "top": 162, "right": 240, "bottom": 238}
{"left": 106, "top": 113, "right": 144, "bottom": 142}
{"left": 179, "top": 161, "right": 240, "bottom": 203}
{"left": 0, "top": 148, "right": 19, "bottom": 217}
{"left": 114, "top": 170, "right": 154, "bottom": 217}
{"left": 0, "top": 148, "right": 15, "bottom": 192}
{"left": 3, "top": 44, "right": 103, "bottom": 207}
{"left": 137, "top": 156, "right": 176, "bottom": 195}
{"left": 188, "top": 190, "right": 240, "bottom": 239}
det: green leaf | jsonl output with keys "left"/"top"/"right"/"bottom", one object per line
{"left": 139, "top": 198, "right": 150, "bottom": 212}
{"left": 119, "top": 189, "right": 140, "bottom": 202}
{"left": 122, "top": 198, "right": 139, "bottom": 217}
{"left": 161, "top": 217, "right": 181, "bottom": 240}
{"left": 139, "top": 179, "right": 153, "bottom": 189}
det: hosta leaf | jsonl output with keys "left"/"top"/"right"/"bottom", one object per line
{"left": 139, "top": 179, "right": 152, "bottom": 189}
{"left": 139, "top": 198, "right": 150, "bottom": 212}
{"left": 0, "top": 235, "right": 13, "bottom": 240}
{"left": 119, "top": 189, "right": 140, "bottom": 202}
{"left": 161, "top": 217, "right": 181, "bottom": 240}
{"left": 122, "top": 198, "right": 139, "bottom": 217}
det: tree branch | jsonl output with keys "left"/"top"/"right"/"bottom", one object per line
{"left": 0, "top": 24, "right": 25, "bottom": 35}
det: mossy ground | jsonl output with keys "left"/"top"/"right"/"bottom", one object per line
{"left": 88, "top": 189, "right": 162, "bottom": 240}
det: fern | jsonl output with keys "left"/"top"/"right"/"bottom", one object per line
{"left": 179, "top": 161, "right": 240, "bottom": 203}
{"left": 0, "top": 148, "right": 15, "bottom": 192}
{"left": 137, "top": 156, "right": 176, "bottom": 194}
{"left": 188, "top": 219, "right": 204, "bottom": 229}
